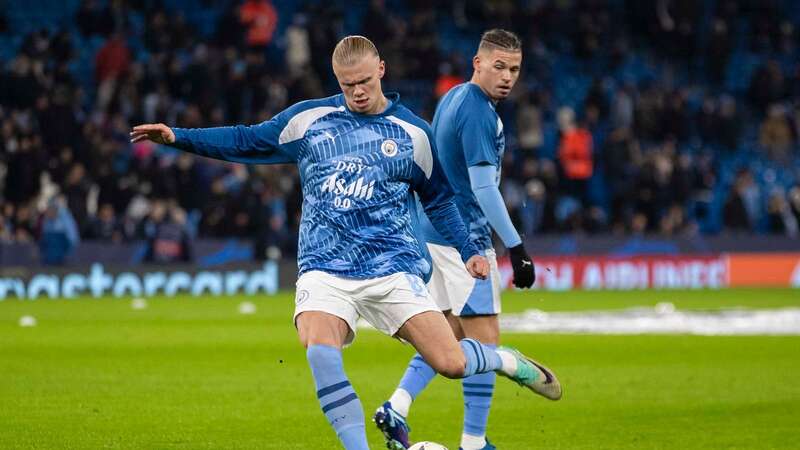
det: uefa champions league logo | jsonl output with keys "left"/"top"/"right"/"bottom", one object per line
{"left": 380, "top": 139, "right": 398, "bottom": 157}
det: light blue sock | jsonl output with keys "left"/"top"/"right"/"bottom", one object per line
{"left": 398, "top": 353, "right": 437, "bottom": 400}
{"left": 462, "top": 357, "right": 496, "bottom": 437}
{"left": 306, "top": 345, "right": 369, "bottom": 450}
{"left": 460, "top": 338, "right": 503, "bottom": 377}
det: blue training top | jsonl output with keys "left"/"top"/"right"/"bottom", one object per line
{"left": 419, "top": 83, "right": 519, "bottom": 251}
{"left": 170, "top": 93, "right": 479, "bottom": 280}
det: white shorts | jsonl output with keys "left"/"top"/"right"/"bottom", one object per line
{"left": 427, "top": 243, "right": 502, "bottom": 317}
{"left": 293, "top": 270, "right": 439, "bottom": 345}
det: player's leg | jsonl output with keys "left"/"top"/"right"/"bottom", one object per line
{"left": 294, "top": 272, "right": 369, "bottom": 450}
{"left": 374, "top": 310, "right": 464, "bottom": 450}
{"left": 388, "top": 310, "right": 464, "bottom": 417}
{"left": 387, "top": 243, "right": 502, "bottom": 448}
{"left": 398, "top": 310, "right": 562, "bottom": 399}
{"left": 447, "top": 311, "right": 466, "bottom": 340}
{"left": 368, "top": 272, "right": 560, "bottom": 449}
{"left": 455, "top": 248, "right": 503, "bottom": 450}
{"left": 458, "top": 315, "right": 499, "bottom": 450}
{"left": 384, "top": 243, "right": 469, "bottom": 417}
{"left": 364, "top": 269, "right": 465, "bottom": 450}
{"left": 396, "top": 310, "right": 500, "bottom": 378}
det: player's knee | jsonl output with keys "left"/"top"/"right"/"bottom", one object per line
{"left": 432, "top": 353, "right": 466, "bottom": 379}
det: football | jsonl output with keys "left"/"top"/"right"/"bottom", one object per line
{"left": 408, "top": 442, "right": 449, "bottom": 450}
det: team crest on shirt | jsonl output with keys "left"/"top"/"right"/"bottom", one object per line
{"left": 296, "top": 290, "right": 310, "bottom": 305}
{"left": 380, "top": 139, "right": 398, "bottom": 157}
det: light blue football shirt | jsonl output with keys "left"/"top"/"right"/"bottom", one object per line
{"left": 419, "top": 83, "right": 505, "bottom": 251}
{"left": 170, "top": 93, "right": 478, "bottom": 280}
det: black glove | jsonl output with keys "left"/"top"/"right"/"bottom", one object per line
{"left": 509, "top": 244, "right": 535, "bottom": 288}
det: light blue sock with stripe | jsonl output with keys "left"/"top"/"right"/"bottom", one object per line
{"left": 390, "top": 353, "right": 438, "bottom": 417}
{"left": 398, "top": 353, "right": 437, "bottom": 400}
{"left": 462, "top": 351, "right": 497, "bottom": 439}
{"left": 307, "top": 345, "right": 368, "bottom": 450}
{"left": 460, "top": 338, "right": 503, "bottom": 377}
{"left": 390, "top": 339, "right": 503, "bottom": 419}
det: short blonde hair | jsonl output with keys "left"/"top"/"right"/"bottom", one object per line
{"left": 332, "top": 35, "right": 380, "bottom": 66}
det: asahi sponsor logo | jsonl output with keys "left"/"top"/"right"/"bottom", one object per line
{"left": 321, "top": 173, "right": 375, "bottom": 201}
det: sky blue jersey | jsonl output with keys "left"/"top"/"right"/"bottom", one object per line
{"left": 170, "top": 93, "right": 479, "bottom": 280}
{"left": 419, "top": 83, "right": 505, "bottom": 250}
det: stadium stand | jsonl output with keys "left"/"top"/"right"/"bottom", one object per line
{"left": 1, "top": 0, "right": 799, "bottom": 261}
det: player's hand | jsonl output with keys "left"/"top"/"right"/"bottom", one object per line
{"left": 509, "top": 244, "right": 535, "bottom": 288}
{"left": 129, "top": 123, "right": 176, "bottom": 145}
{"left": 465, "top": 255, "right": 489, "bottom": 280}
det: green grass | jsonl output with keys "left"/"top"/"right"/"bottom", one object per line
{"left": 1, "top": 289, "right": 799, "bottom": 449}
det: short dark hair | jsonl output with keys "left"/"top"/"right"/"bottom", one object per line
{"left": 478, "top": 29, "right": 522, "bottom": 53}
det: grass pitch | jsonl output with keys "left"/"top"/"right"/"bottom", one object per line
{"left": 1, "top": 289, "right": 799, "bottom": 449}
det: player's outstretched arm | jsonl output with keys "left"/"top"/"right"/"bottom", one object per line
{"left": 129, "top": 115, "right": 295, "bottom": 165}
{"left": 130, "top": 123, "right": 176, "bottom": 145}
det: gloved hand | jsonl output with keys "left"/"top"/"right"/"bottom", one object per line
{"left": 508, "top": 244, "right": 535, "bottom": 288}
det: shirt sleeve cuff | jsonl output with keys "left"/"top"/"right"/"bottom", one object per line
{"left": 459, "top": 241, "right": 480, "bottom": 263}
{"left": 171, "top": 128, "right": 187, "bottom": 146}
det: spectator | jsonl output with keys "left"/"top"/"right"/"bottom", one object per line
{"left": 635, "top": 84, "right": 665, "bottom": 140}
{"left": 434, "top": 61, "right": 463, "bottom": 99}
{"left": 0, "top": 203, "right": 13, "bottom": 242}
{"left": 516, "top": 91, "right": 543, "bottom": 153}
{"left": 661, "top": 89, "right": 691, "bottom": 141}
{"left": 285, "top": 14, "right": 311, "bottom": 76}
{"left": 142, "top": 200, "right": 192, "bottom": 264}
{"left": 519, "top": 178, "right": 544, "bottom": 233}
{"left": 660, "top": 203, "right": 694, "bottom": 236}
{"left": 252, "top": 185, "right": 290, "bottom": 260}
{"left": 557, "top": 107, "right": 594, "bottom": 205}
{"left": 696, "top": 96, "right": 717, "bottom": 144}
{"left": 4, "top": 131, "right": 45, "bottom": 205}
{"left": 143, "top": 8, "right": 172, "bottom": 53}
{"left": 2, "top": 55, "right": 43, "bottom": 110}
{"left": 706, "top": 18, "right": 732, "bottom": 83}
{"left": 13, "top": 204, "right": 36, "bottom": 242}
{"left": 584, "top": 78, "right": 609, "bottom": 120}
{"left": 788, "top": 186, "right": 800, "bottom": 226}
{"left": 62, "top": 163, "right": 91, "bottom": 234}
{"left": 766, "top": 190, "right": 799, "bottom": 236}
{"left": 759, "top": 103, "right": 794, "bottom": 161}
{"left": 610, "top": 85, "right": 634, "bottom": 130}
{"left": 717, "top": 95, "right": 741, "bottom": 151}
{"left": 95, "top": 33, "right": 131, "bottom": 112}
{"left": 749, "top": 60, "right": 786, "bottom": 114}
{"left": 239, "top": 0, "right": 279, "bottom": 49}
{"left": 603, "top": 126, "right": 641, "bottom": 232}
{"left": 38, "top": 198, "right": 80, "bottom": 265}
{"left": 87, "top": 203, "right": 124, "bottom": 242}
{"left": 723, "top": 170, "right": 759, "bottom": 233}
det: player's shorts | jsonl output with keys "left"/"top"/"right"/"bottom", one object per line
{"left": 293, "top": 270, "right": 439, "bottom": 345}
{"left": 427, "top": 243, "right": 501, "bottom": 317}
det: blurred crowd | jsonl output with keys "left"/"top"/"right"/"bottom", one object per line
{"left": 1, "top": 0, "right": 800, "bottom": 264}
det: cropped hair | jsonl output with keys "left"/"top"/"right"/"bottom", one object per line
{"left": 478, "top": 29, "right": 522, "bottom": 53}
{"left": 332, "top": 35, "right": 380, "bottom": 66}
